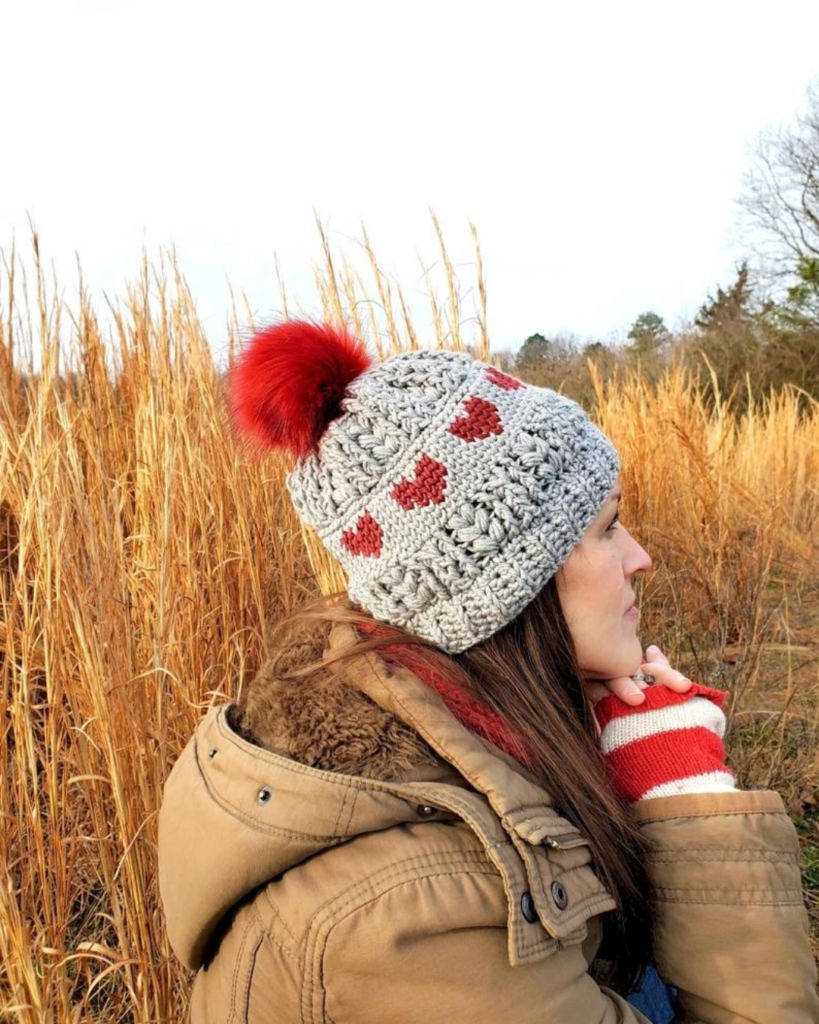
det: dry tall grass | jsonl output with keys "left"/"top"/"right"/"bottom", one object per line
{"left": 0, "top": 220, "right": 817, "bottom": 1022}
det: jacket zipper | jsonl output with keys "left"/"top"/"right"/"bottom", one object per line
{"left": 543, "top": 831, "right": 587, "bottom": 850}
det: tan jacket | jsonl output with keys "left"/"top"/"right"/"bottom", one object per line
{"left": 158, "top": 621, "right": 819, "bottom": 1023}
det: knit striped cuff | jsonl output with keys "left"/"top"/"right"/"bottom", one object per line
{"left": 595, "top": 682, "right": 738, "bottom": 804}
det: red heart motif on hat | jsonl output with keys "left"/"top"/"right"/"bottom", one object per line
{"left": 485, "top": 366, "right": 524, "bottom": 390}
{"left": 447, "top": 396, "right": 504, "bottom": 442}
{"left": 390, "top": 454, "right": 448, "bottom": 510}
{"left": 340, "top": 510, "right": 384, "bottom": 558}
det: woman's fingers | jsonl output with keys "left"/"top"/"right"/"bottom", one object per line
{"left": 582, "top": 649, "right": 694, "bottom": 710}
{"left": 583, "top": 681, "right": 617, "bottom": 703}
{"left": 644, "top": 644, "right": 670, "bottom": 666}
{"left": 608, "top": 676, "right": 649, "bottom": 705}
{"left": 584, "top": 676, "right": 648, "bottom": 706}
{"left": 641, "top": 660, "right": 693, "bottom": 693}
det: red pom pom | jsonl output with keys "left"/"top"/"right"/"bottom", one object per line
{"left": 227, "top": 319, "right": 373, "bottom": 461}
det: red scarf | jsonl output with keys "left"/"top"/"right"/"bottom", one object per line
{"left": 354, "top": 620, "right": 536, "bottom": 769}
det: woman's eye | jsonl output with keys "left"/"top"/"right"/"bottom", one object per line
{"left": 605, "top": 512, "right": 620, "bottom": 533}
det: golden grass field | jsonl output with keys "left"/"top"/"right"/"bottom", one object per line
{"left": 0, "top": 222, "right": 817, "bottom": 1021}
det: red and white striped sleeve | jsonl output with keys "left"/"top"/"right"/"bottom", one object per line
{"left": 594, "top": 682, "right": 738, "bottom": 805}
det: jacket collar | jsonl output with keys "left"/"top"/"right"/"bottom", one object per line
{"left": 323, "top": 622, "right": 616, "bottom": 956}
{"left": 158, "top": 620, "right": 615, "bottom": 972}
{"left": 324, "top": 620, "right": 548, "bottom": 809}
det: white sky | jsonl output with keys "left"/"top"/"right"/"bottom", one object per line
{"left": 2, "top": 0, "right": 819, "bottom": 366}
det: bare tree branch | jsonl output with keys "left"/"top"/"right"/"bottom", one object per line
{"left": 737, "top": 78, "right": 819, "bottom": 286}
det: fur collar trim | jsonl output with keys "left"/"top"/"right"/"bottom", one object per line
{"left": 227, "top": 633, "right": 444, "bottom": 782}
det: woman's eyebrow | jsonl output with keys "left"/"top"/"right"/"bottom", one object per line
{"left": 609, "top": 490, "right": 622, "bottom": 504}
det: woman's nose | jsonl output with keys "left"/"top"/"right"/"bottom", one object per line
{"left": 631, "top": 540, "right": 653, "bottom": 575}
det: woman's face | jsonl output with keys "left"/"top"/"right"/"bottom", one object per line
{"left": 555, "top": 474, "right": 652, "bottom": 681}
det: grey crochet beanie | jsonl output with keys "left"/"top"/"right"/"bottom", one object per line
{"left": 228, "top": 320, "right": 620, "bottom": 655}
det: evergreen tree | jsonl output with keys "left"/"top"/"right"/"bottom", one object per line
{"left": 517, "top": 333, "right": 551, "bottom": 366}
{"left": 776, "top": 257, "right": 819, "bottom": 329}
{"left": 626, "top": 312, "right": 668, "bottom": 357}
{"left": 695, "top": 262, "right": 757, "bottom": 330}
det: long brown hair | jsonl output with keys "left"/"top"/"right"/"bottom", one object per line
{"left": 241, "top": 575, "right": 655, "bottom": 995}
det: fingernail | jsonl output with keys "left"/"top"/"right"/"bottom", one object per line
{"left": 648, "top": 645, "right": 661, "bottom": 655}
{"left": 626, "top": 684, "right": 643, "bottom": 697}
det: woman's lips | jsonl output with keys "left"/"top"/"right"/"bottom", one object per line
{"left": 625, "top": 605, "right": 639, "bottom": 618}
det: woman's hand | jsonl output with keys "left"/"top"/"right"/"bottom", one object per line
{"left": 582, "top": 644, "right": 693, "bottom": 738}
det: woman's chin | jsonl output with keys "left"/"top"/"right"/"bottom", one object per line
{"left": 611, "top": 636, "right": 645, "bottom": 677}
{"left": 582, "top": 644, "right": 644, "bottom": 682}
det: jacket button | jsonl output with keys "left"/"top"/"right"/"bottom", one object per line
{"left": 257, "top": 786, "right": 273, "bottom": 805}
{"left": 416, "top": 804, "right": 436, "bottom": 818}
{"left": 520, "top": 891, "right": 539, "bottom": 924}
{"left": 551, "top": 880, "right": 569, "bottom": 910}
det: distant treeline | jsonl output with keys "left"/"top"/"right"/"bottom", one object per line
{"left": 496, "top": 256, "right": 818, "bottom": 416}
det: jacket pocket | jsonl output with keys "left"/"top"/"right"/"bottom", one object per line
{"left": 187, "top": 904, "right": 266, "bottom": 1024}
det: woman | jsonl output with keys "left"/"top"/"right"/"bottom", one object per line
{"left": 158, "top": 320, "right": 818, "bottom": 1023}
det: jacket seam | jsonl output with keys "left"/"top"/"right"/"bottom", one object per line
{"left": 651, "top": 850, "right": 799, "bottom": 863}
{"left": 651, "top": 846, "right": 797, "bottom": 855}
{"left": 331, "top": 782, "right": 356, "bottom": 836}
{"left": 259, "top": 887, "right": 303, "bottom": 959}
{"left": 652, "top": 886, "right": 805, "bottom": 904}
{"left": 307, "top": 847, "right": 496, "bottom": 928}
{"left": 242, "top": 906, "right": 304, "bottom": 1024}
{"left": 310, "top": 865, "right": 517, "bottom": 1024}
{"left": 341, "top": 785, "right": 360, "bottom": 834}
{"left": 238, "top": 911, "right": 266, "bottom": 1024}
{"left": 499, "top": 802, "right": 566, "bottom": 819}
{"left": 194, "top": 740, "right": 357, "bottom": 841}
{"left": 262, "top": 925, "right": 303, "bottom": 965}
{"left": 228, "top": 913, "right": 256, "bottom": 1024}
{"left": 263, "top": 842, "right": 513, "bottom": 966}
{"left": 635, "top": 807, "right": 789, "bottom": 824}
{"left": 281, "top": 847, "right": 494, "bottom": 971}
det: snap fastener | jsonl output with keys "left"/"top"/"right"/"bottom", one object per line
{"left": 416, "top": 804, "right": 436, "bottom": 818}
{"left": 520, "top": 891, "right": 539, "bottom": 924}
{"left": 257, "top": 786, "right": 273, "bottom": 805}
{"left": 551, "top": 880, "right": 569, "bottom": 910}
{"left": 208, "top": 749, "right": 217, "bottom": 758}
